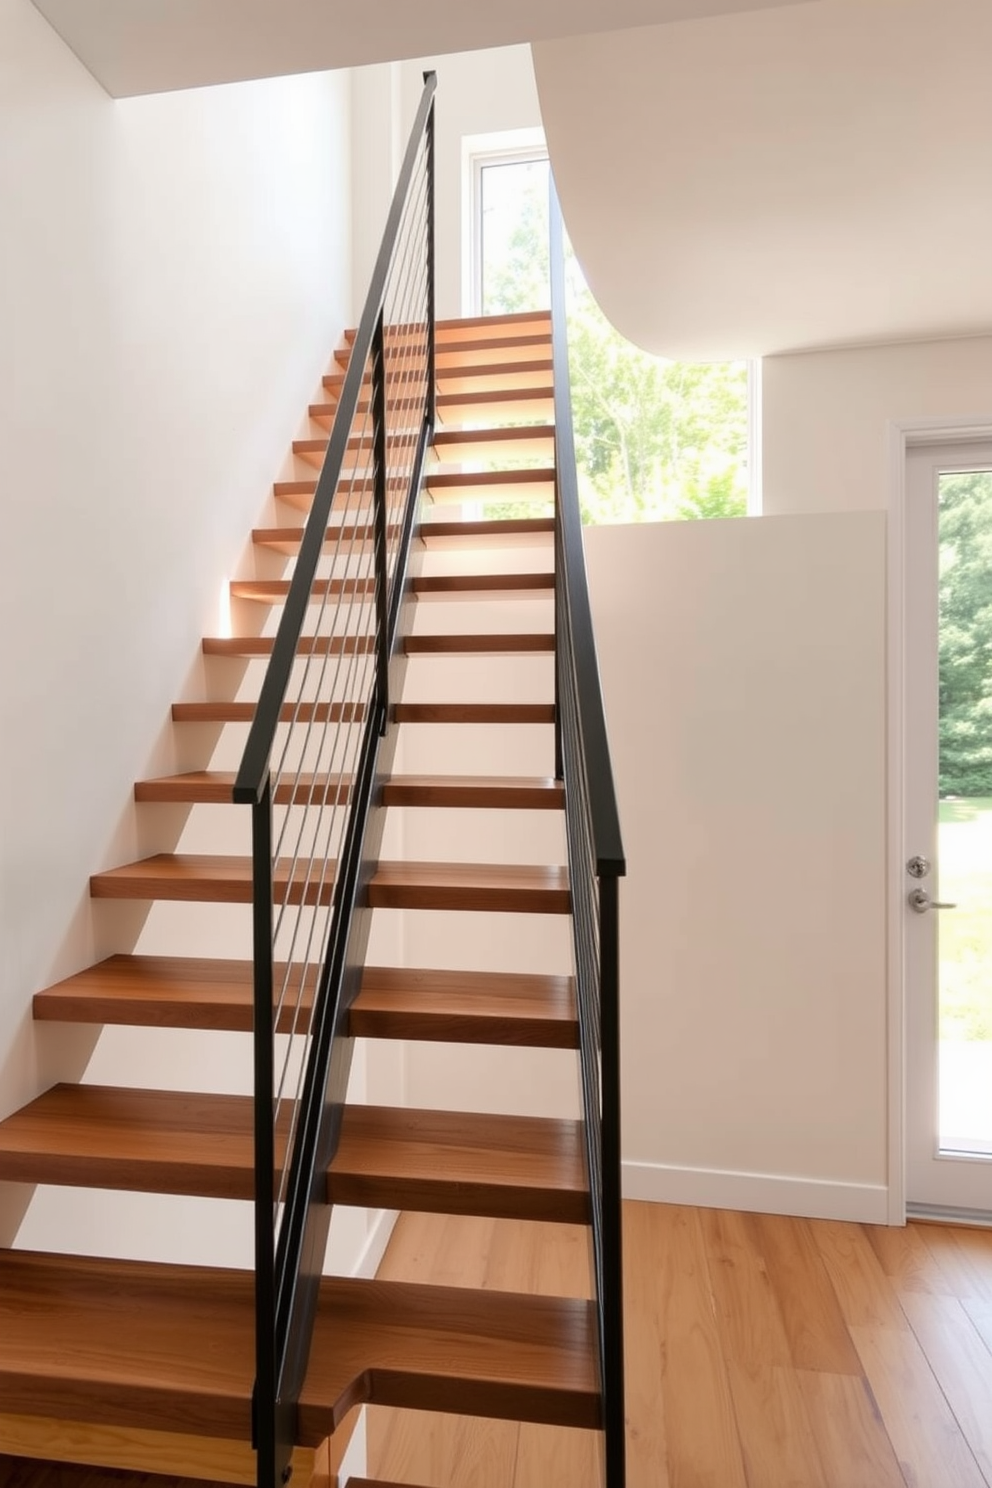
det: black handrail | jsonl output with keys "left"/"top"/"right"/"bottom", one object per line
{"left": 242, "top": 73, "right": 436, "bottom": 1488}
{"left": 549, "top": 176, "right": 627, "bottom": 1488}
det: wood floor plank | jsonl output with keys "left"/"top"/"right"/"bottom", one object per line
{"left": 796, "top": 1371, "right": 907, "bottom": 1488}
{"left": 899, "top": 1291, "right": 992, "bottom": 1483}
{"left": 848, "top": 1320, "right": 988, "bottom": 1488}
{"left": 865, "top": 1222, "right": 959, "bottom": 1297}
{"left": 812, "top": 1220, "right": 910, "bottom": 1331}
{"left": 723, "top": 1360, "right": 830, "bottom": 1488}
{"left": 699, "top": 1208, "right": 792, "bottom": 1372}
{"left": 915, "top": 1225, "right": 992, "bottom": 1304}
{"left": 750, "top": 1212, "right": 863, "bottom": 1375}
{"left": 619, "top": 1202, "right": 672, "bottom": 1488}
{"left": 640, "top": 1203, "right": 748, "bottom": 1488}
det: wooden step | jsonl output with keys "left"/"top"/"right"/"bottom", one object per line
{"left": 136, "top": 772, "right": 562, "bottom": 810}
{"left": 435, "top": 385, "right": 555, "bottom": 425}
{"left": 171, "top": 700, "right": 365, "bottom": 725}
{"left": 90, "top": 858, "right": 570, "bottom": 913}
{"left": 169, "top": 700, "right": 554, "bottom": 726}
{"left": 0, "top": 1085, "right": 279, "bottom": 1200}
{"left": 32, "top": 955, "right": 309, "bottom": 1032}
{"left": 300, "top": 1276, "right": 597, "bottom": 1440}
{"left": 431, "top": 425, "right": 555, "bottom": 463}
{"left": 252, "top": 522, "right": 395, "bottom": 555}
{"left": 32, "top": 959, "right": 578, "bottom": 1047}
{"left": 367, "top": 862, "right": 569, "bottom": 914}
{"left": 251, "top": 515, "right": 551, "bottom": 557}
{"left": 0, "top": 1252, "right": 598, "bottom": 1443}
{"left": 413, "top": 572, "right": 553, "bottom": 597}
{"left": 292, "top": 425, "right": 555, "bottom": 472}
{"left": 404, "top": 633, "right": 555, "bottom": 655}
{"left": 419, "top": 516, "right": 554, "bottom": 546}
{"left": 0, "top": 1090, "right": 587, "bottom": 1222}
{"left": 335, "top": 331, "right": 552, "bottom": 374}
{"left": 328, "top": 1107, "right": 588, "bottom": 1223}
{"left": 273, "top": 479, "right": 407, "bottom": 514}
{"left": 350, "top": 967, "right": 578, "bottom": 1048}
{"left": 426, "top": 467, "right": 555, "bottom": 504}
{"left": 392, "top": 703, "right": 554, "bottom": 724}
{"left": 230, "top": 575, "right": 377, "bottom": 603}
{"left": 228, "top": 571, "right": 553, "bottom": 605}
{"left": 323, "top": 356, "right": 553, "bottom": 400}
{"left": 202, "top": 634, "right": 373, "bottom": 659}
{"left": 134, "top": 771, "right": 351, "bottom": 807}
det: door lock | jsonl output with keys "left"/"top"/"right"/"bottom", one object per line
{"left": 907, "top": 855, "right": 931, "bottom": 879}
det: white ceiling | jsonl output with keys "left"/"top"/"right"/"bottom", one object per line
{"left": 534, "top": 0, "right": 992, "bottom": 358}
{"left": 29, "top": 0, "right": 812, "bottom": 98}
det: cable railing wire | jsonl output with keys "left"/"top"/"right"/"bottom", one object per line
{"left": 237, "top": 74, "right": 436, "bottom": 1488}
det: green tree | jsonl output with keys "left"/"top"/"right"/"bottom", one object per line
{"left": 939, "top": 471, "right": 992, "bottom": 795}
{"left": 482, "top": 163, "right": 748, "bottom": 524}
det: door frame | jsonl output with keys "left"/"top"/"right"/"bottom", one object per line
{"left": 887, "top": 414, "right": 992, "bottom": 1224}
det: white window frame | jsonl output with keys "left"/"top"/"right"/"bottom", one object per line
{"left": 461, "top": 127, "right": 548, "bottom": 318}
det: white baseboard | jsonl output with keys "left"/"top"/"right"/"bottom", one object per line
{"left": 622, "top": 1159, "right": 889, "bottom": 1224}
{"left": 351, "top": 1207, "right": 399, "bottom": 1279}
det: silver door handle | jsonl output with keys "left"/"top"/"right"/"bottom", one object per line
{"left": 908, "top": 888, "right": 957, "bottom": 913}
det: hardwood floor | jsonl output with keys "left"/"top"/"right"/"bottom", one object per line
{"left": 366, "top": 1201, "right": 992, "bottom": 1488}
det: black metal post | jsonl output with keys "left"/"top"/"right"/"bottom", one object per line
{"left": 371, "top": 311, "right": 391, "bottom": 734}
{"left": 251, "top": 778, "right": 282, "bottom": 1488}
{"left": 599, "top": 871, "right": 625, "bottom": 1488}
{"left": 424, "top": 76, "right": 437, "bottom": 437}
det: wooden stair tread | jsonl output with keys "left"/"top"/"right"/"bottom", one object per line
{"left": 392, "top": 703, "right": 555, "bottom": 723}
{"left": 426, "top": 467, "right": 555, "bottom": 498}
{"left": 368, "top": 861, "right": 570, "bottom": 914}
{"left": 329, "top": 1106, "right": 588, "bottom": 1221}
{"left": 228, "top": 572, "right": 553, "bottom": 604}
{"left": 419, "top": 516, "right": 554, "bottom": 546}
{"left": 252, "top": 523, "right": 390, "bottom": 554}
{"left": 0, "top": 1250, "right": 255, "bottom": 1440}
{"left": 171, "top": 701, "right": 364, "bottom": 724}
{"left": 135, "top": 771, "right": 350, "bottom": 806}
{"left": 32, "top": 958, "right": 578, "bottom": 1047}
{"left": 169, "top": 700, "right": 554, "bottom": 725}
{"left": 0, "top": 1253, "right": 597, "bottom": 1442}
{"left": 32, "top": 954, "right": 303, "bottom": 1032}
{"left": 0, "top": 1085, "right": 273, "bottom": 1200}
{"left": 252, "top": 515, "right": 553, "bottom": 555}
{"left": 230, "top": 576, "right": 377, "bottom": 603}
{"left": 90, "top": 857, "right": 570, "bottom": 912}
{"left": 203, "top": 634, "right": 375, "bottom": 659}
{"left": 135, "top": 772, "right": 562, "bottom": 810}
{"left": 323, "top": 357, "right": 553, "bottom": 397}
{"left": 0, "top": 1089, "right": 587, "bottom": 1220}
{"left": 404, "top": 633, "right": 555, "bottom": 655}
{"left": 351, "top": 966, "right": 578, "bottom": 1047}
{"left": 300, "top": 1276, "right": 598, "bottom": 1441}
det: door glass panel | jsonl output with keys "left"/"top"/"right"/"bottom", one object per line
{"left": 938, "top": 469, "right": 992, "bottom": 1156}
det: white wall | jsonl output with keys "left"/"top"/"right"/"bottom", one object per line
{"left": 0, "top": 0, "right": 352, "bottom": 1253}
{"left": 400, "top": 47, "right": 543, "bottom": 319}
{"left": 585, "top": 515, "right": 889, "bottom": 1220}
{"left": 763, "top": 334, "right": 992, "bottom": 515}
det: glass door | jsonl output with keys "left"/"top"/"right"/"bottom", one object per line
{"left": 905, "top": 443, "right": 992, "bottom": 1214}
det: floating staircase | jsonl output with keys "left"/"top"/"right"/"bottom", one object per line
{"left": 0, "top": 78, "right": 624, "bottom": 1488}
{"left": 0, "top": 302, "right": 613, "bottom": 1488}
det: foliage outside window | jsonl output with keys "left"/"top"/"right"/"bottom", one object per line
{"left": 479, "top": 154, "right": 749, "bottom": 524}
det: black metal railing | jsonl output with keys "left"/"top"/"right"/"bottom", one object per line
{"left": 549, "top": 179, "right": 627, "bottom": 1488}
{"left": 233, "top": 72, "right": 436, "bottom": 1488}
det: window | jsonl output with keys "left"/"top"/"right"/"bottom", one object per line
{"left": 464, "top": 132, "right": 759, "bottom": 522}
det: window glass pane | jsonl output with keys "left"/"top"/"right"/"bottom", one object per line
{"left": 477, "top": 151, "right": 749, "bottom": 524}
